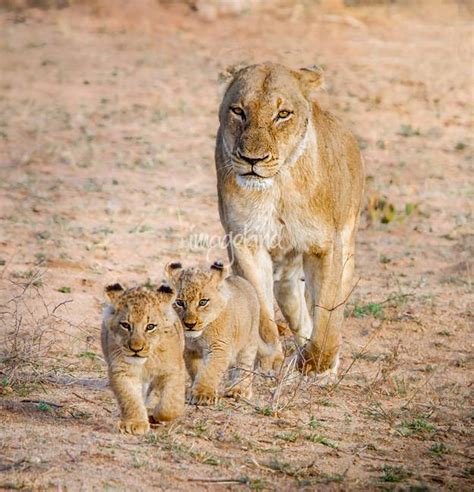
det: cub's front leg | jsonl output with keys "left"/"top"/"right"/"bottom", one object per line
{"left": 184, "top": 345, "right": 204, "bottom": 382}
{"left": 152, "top": 371, "right": 185, "bottom": 422}
{"left": 109, "top": 372, "right": 149, "bottom": 435}
{"left": 225, "top": 343, "right": 257, "bottom": 400}
{"left": 189, "top": 346, "right": 231, "bottom": 406}
{"left": 231, "top": 243, "right": 284, "bottom": 372}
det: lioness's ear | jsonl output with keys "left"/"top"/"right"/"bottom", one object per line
{"left": 210, "top": 261, "right": 229, "bottom": 282}
{"left": 218, "top": 63, "right": 247, "bottom": 94}
{"left": 295, "top": 65, "right": 324, "bottom": 99}
{"left": 156, "top": 283, "right": 175, "bottom": 301}
{"left": 165, "top": 262, "right": 183, "bottom": 285}
{"left": 105, "top": 283, "right": 125, "bottom": 305}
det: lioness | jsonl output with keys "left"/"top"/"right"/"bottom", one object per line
{"left": 101, "top": 283, "right": 185, "bottom": 435}
{"left": 166, "top": 261, "right": 260, "bottom": 405}
{"left": 215, "top": 62, "right": 364, "bottom": 378}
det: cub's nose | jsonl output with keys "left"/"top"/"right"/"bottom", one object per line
{"left": 129, "top": 343, "right": 144, "bottom": 354}
{"left": 184, "top": 321, "right": 197, "bottom": 329}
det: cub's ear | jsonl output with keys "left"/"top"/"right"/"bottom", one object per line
{"left": 210, "top": 260, "right": 229, "bottom": 281}
{"left": 156, "top": 283, "right": 175, "bottom": 301}
{"left": 295, "top": 65, "right": 324, "bottom": 99}
{"left": 218, "top": 62, "right": 247, "bottom": 93}
{"left": 165, "top": 261, "right": 183, "bottom": 284}
{"left": 105, "top": 283, "right": 125, "bottom": 304}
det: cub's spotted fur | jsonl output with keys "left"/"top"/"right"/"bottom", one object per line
{"left": 101, "top": 283, "right": 185, "bottom": 435}
{"left": 166, "top": 261, "right": 261, "bottom": 405}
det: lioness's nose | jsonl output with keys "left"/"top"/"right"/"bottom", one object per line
{"left": 184, "top": 321, "right": 197, "bottom": 329}
{"left": 236, "top": 150, "right": 271, "bottom": 165}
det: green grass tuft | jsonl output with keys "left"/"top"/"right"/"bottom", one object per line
{"left": 429, "top": 442, "right": 449, "bottom": 456}
{"left": 353, "top": 302, "right": 384, "bottom": 318}
{"left": 305, "top": 434, "right": 338, "bottom": 449}
{"left": 381, "top": 464, "right": 409, "bottom": 482}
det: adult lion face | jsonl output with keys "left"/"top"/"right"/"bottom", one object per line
{"left": 218, "top": 62, "right": 323, "bottom": 190}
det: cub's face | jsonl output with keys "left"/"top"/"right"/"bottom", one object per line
{"left": 218, "top": 62, "right": 323, "bottom": 190}
{"left": 165, "top": 262, "right": 229, "bottom": 338}
{"left": 104, "top": 284, "right": 177, "bottom": 365}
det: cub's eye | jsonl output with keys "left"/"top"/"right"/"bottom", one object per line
{"left": 120, "top": 322, "right": 131, "bottom": 331}
{"left": 276, "top": 110, "right": 292, "bottom": 120}
{"left": 198, "top": 299, "right": 209, "bottom": 307}
{"left": 174, "top": 299, "right": 185, "bottom": 308}
{"left": 146, "top": 323, "right": 157, "bottom": 332}
{"left": 230, "top": 106, "right": 245, "bottom": 118}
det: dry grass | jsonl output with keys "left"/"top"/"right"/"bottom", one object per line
{"left": 1, "top": 271, "right": 57, "bottom": 387}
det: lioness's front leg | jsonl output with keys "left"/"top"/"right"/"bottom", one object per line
{"left": 302, "top": 241, "right": 344, "bottom": 380}
{"left": 109, "top": 372, "right": 149, "bottom": 435}
{"left": 189, "top": 345, "right": 231, "bottom": 405}
{"left": 231, "top": 242, "right": 283, "bottom": 371}
{"left": 273, "top": 252, "right": 312, "bottom": 346}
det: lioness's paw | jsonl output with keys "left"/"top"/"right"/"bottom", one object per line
{"left": 117, "top": 419, "right": 150, "bottom": 435}
{"left": 294, "top": 350, "right": 338, "bottom": 386}
{"left": 187, "top": 388, "right": 218, "bottom": 406}
{"left": 313, "top": 369, "right": 338, "bottom": 387}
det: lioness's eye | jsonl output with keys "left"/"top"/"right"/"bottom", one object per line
{"left": 120, "top": 322, "right": 131, "bottom": 331}
{"left": 174, "top": 299, "right": 185, "bottom": 308}
{"left": 198, "top": 299, "right": 209, "bottom": 307}
{"left": 276, "top": 110, "right": 292, "bottom": 120}
{"left": 230, "top": 106, "right": 245, "bottom": 118}
{"left": 146, "top": 323, "right": 157, "bottom": 332}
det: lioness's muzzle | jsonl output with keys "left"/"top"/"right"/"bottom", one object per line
{"left": 235, "top": 150, "right": 272, "bottom": 165}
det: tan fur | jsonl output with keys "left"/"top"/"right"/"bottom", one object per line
{"left": 215, "top": 62, "right": 365, "bottom": 377}
{"left": 166, "top": 262, "right": 260, "bottom": 405}
{"left": 101, "top": 284, "right": 185, "bottom": 435}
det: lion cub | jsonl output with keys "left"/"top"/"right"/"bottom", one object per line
{"left": 166, "top": 261, "right": 260, "bottom": 405}
{"left": 101, "top": 283, "right": 185, "bottom": 435}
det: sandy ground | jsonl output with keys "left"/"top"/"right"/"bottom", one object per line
{"left": 0, "top": 1, "right": 473, "bottom": 490}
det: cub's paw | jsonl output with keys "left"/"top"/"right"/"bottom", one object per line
{"left": 258, "top": 355, "right": 275, "bottom": 375}
{"left": 117, "top": 419, "right": 150, "bottom": 435}
{"left": 153, "top": 405, "right": 183, "bottom": 422}
{"left": 258, "top": 351, "right": 284, "bottom": 376}
{"left": 273, "top": 351, "right": 285, "bottom": 373}
{"left": 225, "top": 384, "right": 252, "bottom": 401}
{"left": 187, "top": 388, "right": 218, "bottom": 406}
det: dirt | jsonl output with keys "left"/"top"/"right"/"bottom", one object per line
{"left": 0, "top": 1, "right": 473, "bottom": 490}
